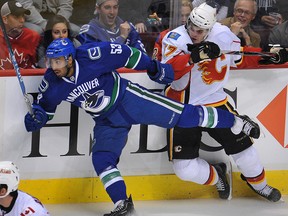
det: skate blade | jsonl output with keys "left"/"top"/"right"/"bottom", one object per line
{"left": 225, "top": 161, "right": 233, "bottom": 200}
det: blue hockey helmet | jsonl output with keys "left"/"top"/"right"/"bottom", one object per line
{"left": 46, "top": 38, "right": 76, "bottom": 59}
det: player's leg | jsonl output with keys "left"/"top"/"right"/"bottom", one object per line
{"left": 91, "top": 124, "right": 136, "bottom": 216}
{"left": 169, "top": 127, "right": 231, "bottom": 199}
{"left": 231, "top": 147, "right": 281, "bottom": 202}
{"left": 123, "top": 82, "right": 247, "bottom": 130}
{"left": 208, "top": 103, "right": 281, "bottom": 202}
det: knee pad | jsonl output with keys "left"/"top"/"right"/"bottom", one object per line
{"left": 231, "top": 146, "right": 263, "bottom": 177}
{"left": 173, "top": 159, "right": 199, "bottom": 181}
{"left": 92, "top": 151, "right": 119, "bottom": 175}
{"left": 173, "top": 158, "right": 210, "bottom": 184}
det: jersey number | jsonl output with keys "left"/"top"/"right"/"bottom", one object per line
{"left": 110, "top": 44, "right": 122, "bottom": 54}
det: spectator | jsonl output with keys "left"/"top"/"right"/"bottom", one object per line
{"left": 0, "top": 0, "right": 41, "bottom": 70}
{"left": 268, "top": 20, "right": 288, "bottom": 47}
{"left": 192, "top": 0, "right": 231, "bottom": 21}
{"left": 17, "top": 0, "right": 80, "bottom": 35}
{"left": 37, "top": 14, "right": 81, "bottom": 68}
{"left": 118, "top": 0, "right": 152, "bottom": 33}
{"left": 77, "top": 0, "right": 146, "bottom": 54}
{"left": 0, "top": 161, "right": 50, "bottom": 215}
{"left": 252, "top": 0, "right": 283, "bottom": 28}
{"left": 277, "top": 1, "right": 288, "bottom": 21}
{"left": 220, "top": 0, "right": 261, "bottom": 47}
{"left": 153, "top": 0, "right": 193, "bottom": 60}
{"left": 250, "top": 0, "right": 283, "bottom": 50}
{"left": 70, "top": 0, "right": 95, "bottom": 27}
{"left": 147, "top": 0, "right": 170, "bottom": 32}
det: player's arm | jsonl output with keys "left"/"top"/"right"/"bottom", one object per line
{"left": 125, "top": 46, "right": 174, "bottom": 84}
{"left": 24, "top": 74, "right": 58, "bottom": 132}
{"left": 94, "top": 42, "right": 174, "bottom": 84}
{"left": 24, "top": 103, "right": 50, "bottom": 132}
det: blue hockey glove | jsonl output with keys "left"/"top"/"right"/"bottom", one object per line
{"left": 24, "top": 104, "right": 48, "bottom": 132}
{"left": 147, "top": 60, "right": 174, "bottom": 84}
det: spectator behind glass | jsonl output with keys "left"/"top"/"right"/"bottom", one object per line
{"left": 17, "top": 0, "right": 80, "bottom": 35}
{"left": 118, "top": 0, "right": 152, "bottom": 33}
{"left": 0, "top": 0, "right": 41, "bottom": 70}
{"left": 70, "top": 0, "right": 95, "bottom": 27}
{"left": 147, "top": 0, "right": 170, "bottom": 32}
{"left": 268, "top": 20, "right": 288, "bottom": 47}
{"left": 220, "top": 0, "right": 261, "bottom": 47}
{"left": 192, "top": 0, "right": 231, "bottom": 21}
{"left": 252, "top": 0, "right": 283, "bottom": 28}
{"left": 77, "top": 0, "right": 146, "bottom": 54}
{"left": 250, "top": 0, "right": 283, "bottom": 50}
{"left": 37, "top": 14, "right": 81, "bottom": 68}
{"left": 0, "top": 161, "right": 50, "bottom": 215}
{"left": 153, "top": 0, "right": 193, "bottom": 60}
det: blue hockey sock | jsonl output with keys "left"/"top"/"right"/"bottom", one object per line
{"left": 177, "top": 105, "right": 235, "bottom": 128}
{"left": 99, "top": 167, "right": 127, "bottom": 203}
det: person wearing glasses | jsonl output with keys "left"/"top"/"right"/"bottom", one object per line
{"left": 220, "top": 0, "right": 260, "bottom": 47}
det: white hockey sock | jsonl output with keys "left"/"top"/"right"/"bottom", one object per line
{"left": 231, "top": 146, "right": 266, "bottom": 190}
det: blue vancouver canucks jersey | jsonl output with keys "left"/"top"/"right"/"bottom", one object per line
{"left": 36, "top": 41, "right": 154, "bottom": 119}
{"left": 77, "top": 16, "right": 146, "bottom": 53}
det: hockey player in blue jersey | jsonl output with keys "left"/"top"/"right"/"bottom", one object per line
{"left": 24, "top": 38, "right": 260, "bottom": 216}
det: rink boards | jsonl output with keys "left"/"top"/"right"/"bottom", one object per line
{"left": 0, "top": 67, "right": 287, "bottom": 203}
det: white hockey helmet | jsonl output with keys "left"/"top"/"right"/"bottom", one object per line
{"left": 0, "top": 161, "right": 20, "bottom": 198}
{"left": 187, "top": 3, "right": 217, "bottom": 29}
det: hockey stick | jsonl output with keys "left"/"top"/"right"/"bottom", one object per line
{"left": 221, "top": 50, "right": 275, "bottom": 57}
{"left": 0, "top": 16, "right": 33, "bottom": 114}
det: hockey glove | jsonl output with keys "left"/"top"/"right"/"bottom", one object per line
{"left": 187, "top": 41, "right": 221, "bottom": 63}
{"left": 147, "top": 60, "right": 174, "bottom": 84}
{"left": 268, "top": 48, "right": 288, "bottom": 64}
{"left": 24, "top": 104, "right": 48, "bottom": 132}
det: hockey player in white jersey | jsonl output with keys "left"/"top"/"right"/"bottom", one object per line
{"left": 161, "top": 2, "right": 285, "bottom": 202}
{"left": 0, "top": 161, "right": 50, "bottom": 216}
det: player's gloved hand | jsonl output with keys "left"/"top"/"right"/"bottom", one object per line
{"left": 267, "top": 48, "right": 288, "bottom": 64}
{"left": 147, "top": 60, "right": 174, "bottom": 84}
{"left": 187, "top": 41, "right": 221, "bottom": 63}
{"left": 24, "top": 104, "right": 48, "bottom": 132}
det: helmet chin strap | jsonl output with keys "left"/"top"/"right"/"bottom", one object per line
{"left": 203, "top": 29, "right": 211, "bottom": 40}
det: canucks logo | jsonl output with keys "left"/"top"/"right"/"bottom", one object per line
{"left": 80, "top": 90, "right": 110, "bottom": 115}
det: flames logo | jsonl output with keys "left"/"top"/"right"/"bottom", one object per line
{"left": 198, "top": 55, "right": 228, "bottom": 85}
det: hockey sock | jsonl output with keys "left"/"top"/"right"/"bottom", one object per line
{"left": 177, "top": 105, "right": 234, "bottom": 128}
{"left": 231, "top": 146, "right": 266, "bottom": 190}
{"left": 204, "top": 164, "right": 219, "bottom": 185}
{"left": 99, "top": 167, "right": 127, "bottom": 203}
{"left": 242, "top": 169, "right": 267, "bottom": 191}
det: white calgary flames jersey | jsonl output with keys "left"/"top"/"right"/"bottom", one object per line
{"left": 0, "top": 191, "right": 50, "bottom": 216}
{"left": 162, "top": 23, "right": 242, "bottom": 105}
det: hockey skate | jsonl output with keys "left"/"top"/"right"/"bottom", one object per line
{"left": 104, "top": 195, "right": 136, "bottom": 216}
{"left": 214, "top": 162, "right": 232, "bottom": 200}
{"left": 238, "top": 115, "right": 260, "bottom": 139}
{"left": 240, "top": 174, "right": 282, "bottom": 202}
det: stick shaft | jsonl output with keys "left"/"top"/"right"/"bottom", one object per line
{"left": 221, "top": 50, "right": 275, "bottom": 57}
